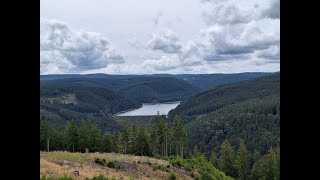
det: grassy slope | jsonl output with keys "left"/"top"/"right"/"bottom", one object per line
{"left": 40, "top": 151, "right": 232, "bottom": 180}
{"left": 40, "top": 151, "right": 192, "bottom": 180}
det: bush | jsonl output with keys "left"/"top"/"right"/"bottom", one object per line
{"left": 168, "top": 172, "right": 176, "bottom": 180}
{"left": 107, "top": 161, "right": 121, "bottom": 170}
{"left": 94, "top": 158, "right": 107, "bottom": 166}
{"left": 91, "top": 175, "right": 109, "bottom": 180}
{"left": 40, "top": 176, "right": 74, "bottom": 180}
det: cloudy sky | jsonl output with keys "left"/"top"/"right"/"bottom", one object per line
{"left": 40, "top": 0, "right": 280, "bottom": 74}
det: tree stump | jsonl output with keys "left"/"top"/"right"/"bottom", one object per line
{"left": 72, "top": 170, "right": 80, "bottom": 176}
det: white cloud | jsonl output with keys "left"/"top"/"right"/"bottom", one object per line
{"left": 142, "top": 55, "right": 181, "bottom": 71}
{"left": 41, "top": 0, "right": 279, "bottom": 74}
{"left": 40, "top": 18, "right": 125, "bottom": 74}
{"left": 146, "top": 29, "right": 182, "bottom": 54}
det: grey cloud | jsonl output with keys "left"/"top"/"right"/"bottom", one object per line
{"left": 262, "top": 0, "right": 280, "bottom": 19}
{"left": 204, "top": 54, "right": 249, "bottom": 61}
{"left": 40, "top": 18, "right": 125, "bottom": 74}
{"left": 147, "top": 29, "right": 182, "bottom": 54}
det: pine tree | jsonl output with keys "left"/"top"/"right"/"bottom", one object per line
{"left": 135, "top": 126, "right": 150, "bottom": 156}
{"left": 158, "top": 117, "right": 169, "bottom": 156}
{"left": 172, "top": 115, "right": 186, "bottom": 157}
{"left": 237, "top": 139, "right": 248, "bottom": 180}
{"left": 119, "top": 124, "right": 130, "bottom": 154}
{"left": 220, "top": 139, "right": 237, "bottom": 177}
{"left": 40, "top": 114, "right": 49, "bottom": 151}
{"left": 210, "top": 151, "right": 218, "bottom": 167}
{"left": 193, "top": 145, "right": 201, "bottom": 158}
{"left": 150, "top": 124, "right": 159, "bottom": 156}
{"left": 66, "top": 120, "right": 79, "bottom": 153}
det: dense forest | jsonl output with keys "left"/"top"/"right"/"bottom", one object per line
{"left": 168, "top": 73, "right": 280, "bottom": 123}
{"left": 40, "top": 83, "right": 140, "bottom": 131}
{"left": 151, "top": 72, "right": 274, "bottom": 90}
{"left": 40, "top": 115, "right": 279, "bottom": 180}
{"left": 40, "top": 72, "right": 274, "bottom": 91}
{"left": 167, "top": 74, "right": 280, "bottom": 168}
{"left": 41, "top": 76, "right": 200, "bottom": 103}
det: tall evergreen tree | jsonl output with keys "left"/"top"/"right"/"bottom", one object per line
{"left": 150, "top": 124, "right": 159, "bottom": 156}
{"left": 237, "top": 139, "right": 248, "bottom": 180}
{"left": 158, "top": 117, "right": 169, "bottom": 156}
{"left": 40, "top": 115, "right": 49, "bottom": 151}
{"left": 210, "top": 151, "right": 218, "bottom": 167}
{"left": 135, "top": 126, "right": 150, "bottom": 156}
{"left": 119, "top": 124, "right": 130, "bottom": 154}
{"left": 172, "top": 115, "right": 186, "bottom": 157}
{"left": 220, "top": 139, "right": 237, "bottom": 177}
{"left": 66, "top": 120, "right": 79, "bottom": 153}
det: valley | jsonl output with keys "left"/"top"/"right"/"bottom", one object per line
{"left": 40, "top": 72, "right": 280, "bottom": 180}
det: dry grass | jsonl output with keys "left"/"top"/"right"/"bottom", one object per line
{"left": 40, "top": 151, "right": 192, "bottom": 180}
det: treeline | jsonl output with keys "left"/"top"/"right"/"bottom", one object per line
{"left": 40, "top": 114, "right": 186, "bottom": 157}
{"left": 40, "top": 114, "right": 279, "bottom": 180}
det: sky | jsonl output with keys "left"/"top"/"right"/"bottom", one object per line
{"left": 40, "top": 0, "right": 280, "bottom": 75}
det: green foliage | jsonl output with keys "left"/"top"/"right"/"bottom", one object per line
{"left": 168, "top": 74, "right": 280, "bottom": 123}
{"left": 40, "top": 114, "right": 49, "bottom": 151}
{"left": 40, "top": 83, "right": 140, "bottom": 131}
{"left": 210, "top": 151, "right": 218, "bottom": 168}
{"left": 94, "top": 158, "right": 107, "bottom": 166}
{"left": 168, "top": 172, "right": 176, "bottom": 180}
{"left": 90, "top": 175, "right": 109, "bottom": 180}
{"left": 135, "top": 126, "right": 150, "bottom": 156}
{"left": 40, "top": 176, "right": 73, "bottom": 180}
{"left": 236, "top": 139, "right": 248, "bottom": 180}
{"left": 251, "top": 147, "right": 280, "bottom": 180}
{"left": 169, "top": 156, "right": 233, "bottom": 180}
{"left": 172, "top": 115, "right": 187, "bottom": 157}
{"left": 107, "top": 161, "right": 121, "bottom": 170}
{"left": 220, "top": 140, "right": 237, "bottom": 178}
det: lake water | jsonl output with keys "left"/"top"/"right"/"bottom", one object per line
{"left": 116, "top": 101, "right": 180, "bottom": 116}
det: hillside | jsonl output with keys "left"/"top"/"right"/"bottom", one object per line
{"left": 150, "top": 72, "right": 274, "bottom": 90}
{"left": 167, "top": 74, "right": 280, "bottom": 165}
{"left": 41, "top": 72, "right": 274, "bottom": 91}
{"left": 41, "top": 76, "right": 200, "bottom": 103}
{"left": 40, "top": 151, "right": 232, "bottom": 180}
{"left": 168, "top": 73, "right": 280, "bottom": 123}
{"left": 40, "top": 83, "right": 140, "bottom": 131}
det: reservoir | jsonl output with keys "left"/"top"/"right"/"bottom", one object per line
{"left": 116, "top": 101, "right": 180, "bottom": 116}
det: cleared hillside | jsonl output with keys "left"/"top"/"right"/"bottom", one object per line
{"left": 40, "top": 151, "right": 232, "bottom": 180}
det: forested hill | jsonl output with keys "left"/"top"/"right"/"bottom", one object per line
{"left": 40, "top": 83, "right": 140, "bottom": 131}
{"left": 41, "top": 72, "right": 274, "bottom": 91}
{"left": 150, "top": 72, "right": 274, "bottom": 90}
{"left": 167, "top": 73, "right": 280, "bottom": 166}
{"left": 168, "top": 73, "right": 280, "bottom": 123}
{"left": 41, "top": 77, "right": 200, "bottom": 103}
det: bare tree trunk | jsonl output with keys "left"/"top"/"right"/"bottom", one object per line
{"left": 73, "top": 143, "right": 74, "bottom": 153}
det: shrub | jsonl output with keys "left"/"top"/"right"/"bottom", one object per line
{"left": 94, "top": 158, "right": 106, "bottom": 166}
{"left": 91, "top": 175, "right": 109, "bottom": 180}
{"left": 168, "top": 172, "right": 176, "bottom": 180}
{"left": 40, "top": 176, "right": 74, "bottom": 180}
{"left": 107, "top": 161, "right": 121, "bottom": 170}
